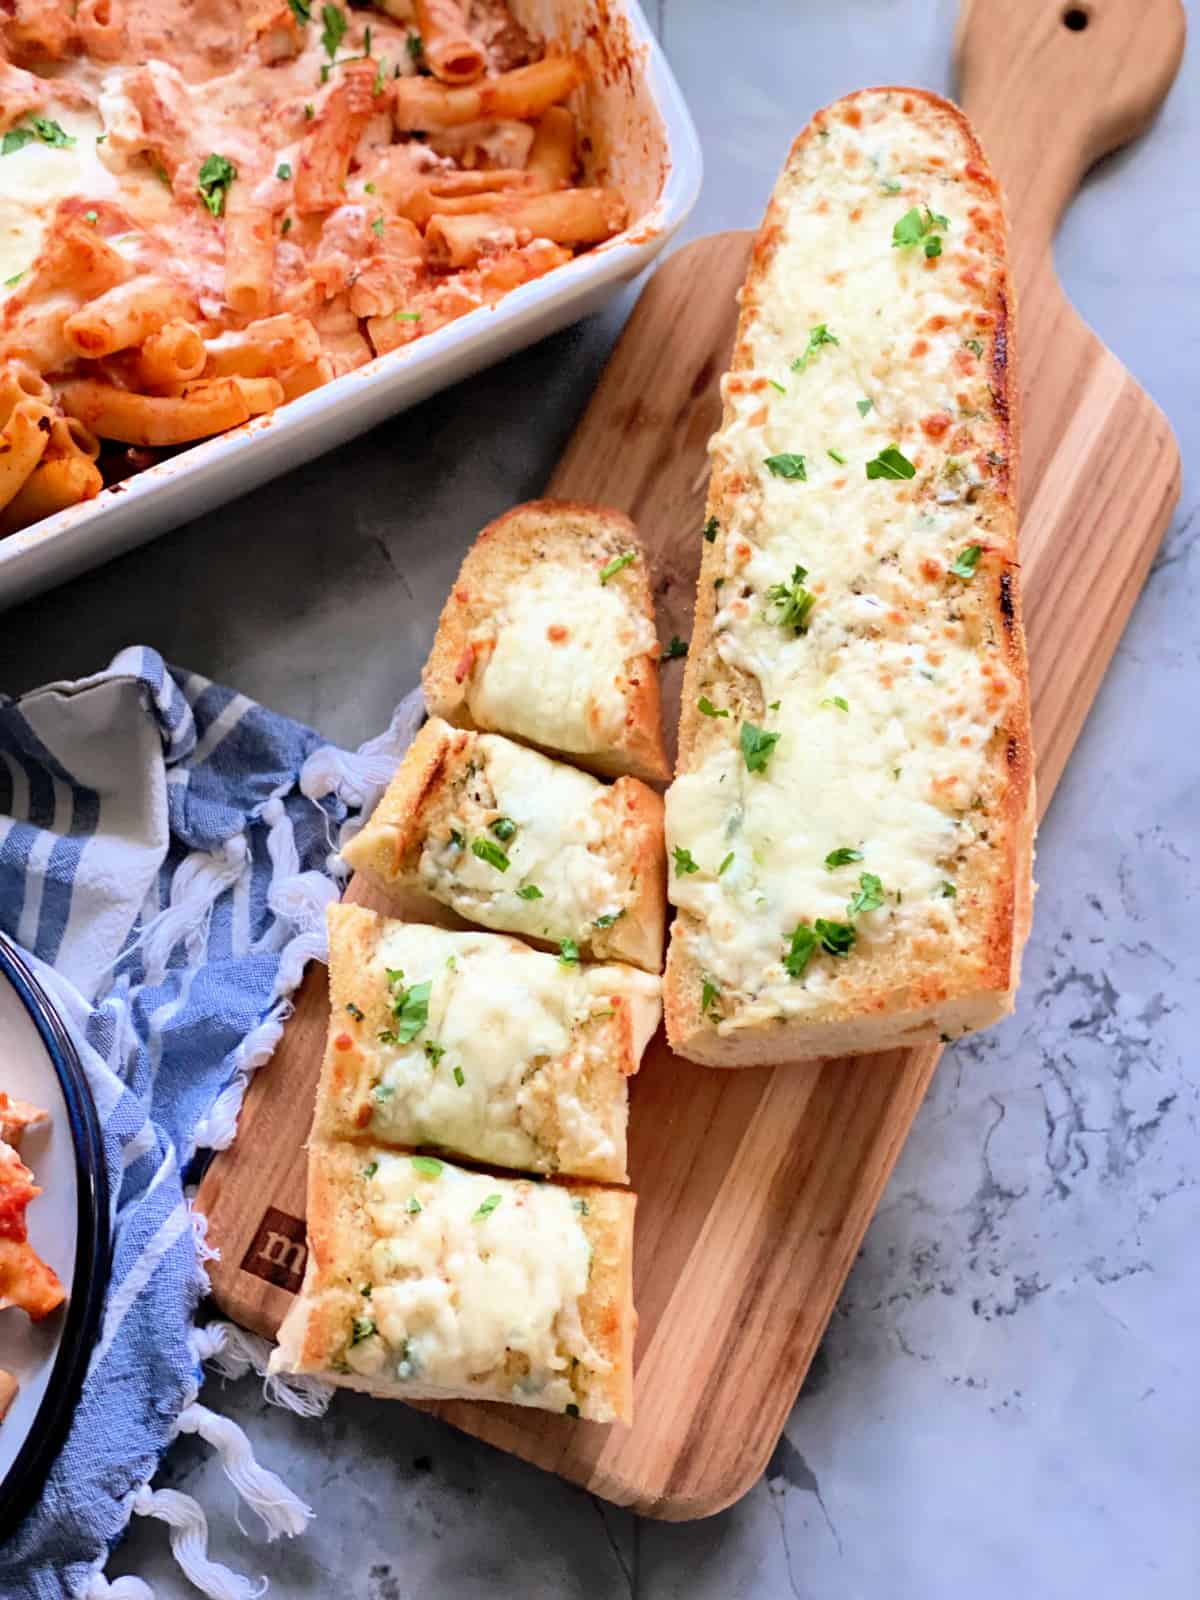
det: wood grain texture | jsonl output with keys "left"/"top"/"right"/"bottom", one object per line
{"left": 197, "top": 0, "right": 1183, "bottom": 1519}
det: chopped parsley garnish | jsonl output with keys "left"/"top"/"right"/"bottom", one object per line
{"left": 718, "top": 852, "right": 735, "bottom": 876}
{"left": 765, "top": 564, "right": 817, "bottom": 633}
{"left": 448, "top": 828, "right": 465, "bottom": 848}
{"left": 362, "top": 1160, "right": 378, "bottom": 1180}
{"left": 372, "top": 1081, "right": 395, "bottom": 1100}
{"left": 856, "top": 398, "right": 873, "bottom": 417}
{"left": 936, "top": 880, "right": 958, "bottom": 898}
{"left": 350, "top": 1316, "right": 376, "bottom": 1345}
{"left": 364, "top": 181, "right": 376, "bottom": 193}
{"left": 783, "top": 923, "right": 817, "bottom": 979}
{"left": 599, "top": 550, "right": 636, "bottom": 584}
{"left": 965, "top": 337, "right": 983, "bottom": 357}
{"left": 565, "top": 1402, "right": 581, "bottom": 1417}
{"left": 281, "top": 216, "right": 293, "bottom": 235}
{"left": 572, "top": 1197, "right": 589, "bottom": 1215}
{"left": 558, "top": 938, "right": 580, "bottom": 966}
{"left": 594, "top": 910, "right": 625, "bottom": 928}
{"left": 346, "top": 1001, "right": 364, "bottom": 1021}
{"left": 827, "top": 447, "right": 847, "bottom": 465}
{"left": 453, "top": 1065, "right": 465, "bottom": 1087}
{"left": 846, "top": 871, "right": 884, "bottom": 916}
{"left": 790, "top": 323, "right": 839, "bottom": 373}
{"left": 320, "top": 3, "right": 348, "bottom": 58}
{"left": 472, "top": 1193, "right": 502, "bottom": 1221}
{"left": 424, "top": 1040, "right": 445, "bottom": 1067}
{"left": 951, "top": 544, "right": 983, "bottom": 578}
{"left": 411, "top": 1155, "right": 443, "bottom": 1177}
{"left": 768, "top": 378, "right": 786, "bottom": 395}
{"left": 360, "top": 1283, "right": 372, "bottom": 1297}
{"left": 288, "top": 0, "right": 312, "bottom": 20}
{"left": 2, "top": 271, "right": 23, "bottom": 288}
{"left": 276, "top": 162, "right": 292, "bottom": 180}
{"left": 407, "top": 30, "right": 425, "bottom": 61}
{"left": 197, "top": 153, "right": 237, "bottom": 217}
{"left": 673, "top": 846, "right": 699, "bottom": 875}
{"left": 764, "top": 452, "right": 807, "bottom": 481}
{"left": 866, "top": 444, "right": 916, "bottom": 480}
{"left": 371, "top": 216, "right": 384, "bottom": 237}
{"left": 892, "top": 204, "right": 949, "bottom": 258}
{"left": 387, "top": 972, "right": 432, "bottom": 1043}
{"left": 815, "top": 918, "right": 857, "bottom": 956}
{"left": 703, "top": 516, "right": 719, "bottom": 542}
{"left": 393, "top": 310, "right": 422, "bottom": 321}
{"left": 821, "top": 695, "right": 849, "bottom": 712}
{"left": 373, "top": 55, "right": 389, "bottom": 94}
{"left": 701, "top": 978, "right": 721, "bottom": 1017}
{"left": 697, "top": 696, "right": 728, "bottom": 718}
{"left": 3, "top": 118, "right": 75, "bottom": 156}
{"left": 304, "top": 102, "right": 315, "bottom": 119}
{"left": 824, "top": 847, "right": 864, "bottom": 870}
{"left": 516, "top": 883, "right": 543, "bottom": 900}
{"left": 663, "top": 635, "right": 689, "bottom": 659}
{"left": 471, "top": 837, "right": 510, "bottom": 872}
{"left": 740, "top": 722, "right": 781, "bottom": 774}
{"left": 880, "top": 177, "right": 903, "bottom": 194}
{"left": 85, "top": 209, "right": 98, "bottom": 225}
{"left": 490, "top": 816, "right": 517, "bottom": 842}
{"left": 407, "top": 1196, "right": 422, "bottom": 1214}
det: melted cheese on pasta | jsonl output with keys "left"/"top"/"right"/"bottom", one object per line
{"left": 467, "top": 562, "right": 657, "bottom": 757}
{"left": 419, "top": 734, "right": 626, "bottom": 943}
{"left": 345, "top": 1153, "right": 600, "bottom": 1408}
{"left": 365, "top": 922, "right": 660, "bottom": 1174}
{"left": 666, "top": 104, "right": 1016, "bottom": 1025}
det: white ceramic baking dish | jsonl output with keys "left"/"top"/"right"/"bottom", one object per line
{"left": 0, "top": 0, "right": 700, "bottom": 610}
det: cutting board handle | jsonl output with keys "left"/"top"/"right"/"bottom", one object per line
{"left": 955, "top": 0, "right": 1185, "bottom": 265}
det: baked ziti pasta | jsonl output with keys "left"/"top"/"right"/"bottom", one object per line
{"left": 0, "top": 0, "right": 628, "bottom": 535}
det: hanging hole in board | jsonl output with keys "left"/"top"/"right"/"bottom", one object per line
{"left": 1062, "top": 7, "right": 1089, "bottom": 30}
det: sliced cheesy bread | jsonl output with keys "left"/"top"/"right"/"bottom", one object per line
{"left": 422, "top": 500, "right": 670, "bottom": 783}
{"left": 340, "top": 718, "right": 666, "bottom": 973}
{"left": 664, "top": 88, "right": 1034, "bottom": 1066}
{"left": 268, "top": 1144, "right": 636, "bottom": 1423}
{"left": 316, "top": 903, "right": 662, "bottom": 1182}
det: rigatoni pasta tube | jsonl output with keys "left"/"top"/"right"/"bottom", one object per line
{"left": 0, "top": 452, "right": 103, "bottom": 536}
{"left": 391, "top": 55, "right": 584, "bottom": 131}
{"left": 0, "top": 399, "right": 53, "bottom": 513}
{"left": 136, "top": 321, "right": 207, "bottom": 390}
{"left": 426, "top": 188, "right": 626, "bottom": 268}
{"left": 58, "top": 375, "right": 282, "bottom": 446}
{"left": 296, "top": 62, "right": 376, "bottom": 215}
{"left": 414, "top": 0, "right": 485, "bottom": 84}
{"left": 0, "top": 360, "right": 53, "bottom": 426}
{"left": 527, "top": 106, "right": 576, "bottom": 186}
{"left": 76, "top": 0, "right": 125, "bottom": 60}
{"left": 203, "top": 313, "right": 323, "bottom": 380}
{"left": 224, "top": 200, "right": 276, "bottom": 320}
{"left": 63, "top": 276, "right": 192, "bottom": 358}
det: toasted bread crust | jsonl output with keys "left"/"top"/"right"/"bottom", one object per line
{"left": 665, "top": 88, "right": 1035, "bottom": 1066}
{"left": 423, "top": 499, "right": 670, "bottom": 783}
{"left": 341, "top": 717, "right": 666, "bottom": 972}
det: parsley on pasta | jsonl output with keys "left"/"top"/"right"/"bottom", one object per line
{"left": 197, "top": 153, "right": 238, "bottom": 218}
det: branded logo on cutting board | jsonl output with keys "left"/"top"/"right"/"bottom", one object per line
{"left": 241, "top": 1206, "right": 307, "bottom": 1293}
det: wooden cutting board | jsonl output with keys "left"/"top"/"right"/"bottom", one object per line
{"left": 197, "top": 0, "right": 1183, "bottom": 1519}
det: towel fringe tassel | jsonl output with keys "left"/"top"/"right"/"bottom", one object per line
{"left": 85, "top": 1575, "right": 156, "bottom": 1598}
{"left": 175, "top": 1404, "right": 312, "bottom": 1540}
{"left": 197, "top": 1318, "right": 334, "bottom": 1418}
{"left": 129, "top": 1486, "right": 268, "bottom": 1600}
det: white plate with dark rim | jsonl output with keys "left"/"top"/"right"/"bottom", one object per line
{"left": 0, "top": 933, "right": 109, "bottom": 1535}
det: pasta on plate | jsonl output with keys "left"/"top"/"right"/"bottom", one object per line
{"left": 0, "top": 0, "right": 628, "bottom": 535}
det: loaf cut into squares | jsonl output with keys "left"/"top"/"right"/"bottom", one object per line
{"left": 269, "top": 1143, "right": 636, "bottom": 1423}
{"left": 316, "top": 903, "right": 661, "bottom": 1182}
{"left": 423, "top": 499, "right": 670, "bottom": 783}
{"left": 341, "top": 717, "right": 666, "bottom": 973}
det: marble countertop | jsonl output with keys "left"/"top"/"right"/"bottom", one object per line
{"left": 8, "top": 3, "right": 1198, "bottom": 1596}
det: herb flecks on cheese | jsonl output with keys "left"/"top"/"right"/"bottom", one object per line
{"left": 666, "top": 96, "right": 1018, "bottom": 1028}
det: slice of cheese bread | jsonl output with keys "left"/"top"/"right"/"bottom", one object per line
{"left": 316, "top": 903, "right": 662, "bottom": 1182}
{"left": 268, "top": 1143, "right": 636, "bottom": 1423}
{"left": 423, "top": 500, "right": 670, "bottom": 783}
{"left": 340, "top": 717, "right": 666, "bottom": 973}
{"left": 664, "top": 88, "right": 1035, "bottom": 1066}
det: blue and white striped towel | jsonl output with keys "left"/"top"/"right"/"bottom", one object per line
{"left": 0, "top": 647, "right": 420, "bottom": 1600}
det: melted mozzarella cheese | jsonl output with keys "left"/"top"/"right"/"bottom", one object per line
{"left": 347, "top": 1154, "right": 600, "bottom": 1407}
{"left": 666, "top": 101, "right": 1016, "bottom": 1023}
{"left": 367, "top": 923, "right": 660, "bottom": 1174}
{"left": 467, "top": 562, "right": 657, "bottom": 757}
{"left": 419, "top": 734, "right": 625, "bottom": 944}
